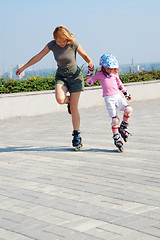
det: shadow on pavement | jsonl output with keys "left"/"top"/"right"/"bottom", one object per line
{"left": 0, "top": 146, "right": 117, "bottom": 153}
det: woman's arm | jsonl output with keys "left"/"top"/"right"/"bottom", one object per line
{"left": 16, "top": 45, "right": 50, "bottom": 75}
{"left": 77, "top": 44, "right": 94, "bottom": 70}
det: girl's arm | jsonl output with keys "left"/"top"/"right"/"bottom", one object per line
{"left": 116, "top": 75, "right": 131, "bottom": 100}
{"left": 77, "top": 44, "right": 94, "bottom": 70}
{"left": 116, "top": 75, "right": 126, "bottom": 93}
{"left": 16, "top": 45, "right": 50, "bottom": 75}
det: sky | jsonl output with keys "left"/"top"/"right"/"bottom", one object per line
{"left": 0, "top": 0, "right": 160, "bottom": 73}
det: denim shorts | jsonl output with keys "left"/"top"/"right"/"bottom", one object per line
{"left": 55, "top": 65, "right": 84, "bottom": 93}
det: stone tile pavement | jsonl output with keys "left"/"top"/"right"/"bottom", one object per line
{"left": 0, "top": 99, "right": 160, "bottom": 240}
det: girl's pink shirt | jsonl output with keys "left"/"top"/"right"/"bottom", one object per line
{"left": 86, "top": 71, "right": 126, "bottom": 97}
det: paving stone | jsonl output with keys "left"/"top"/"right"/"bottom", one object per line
{"left": 0, "top": 99, "right": 160, "bottom": 239}
{"left": 0, "top": 228, "right": 21, "bottom": 240}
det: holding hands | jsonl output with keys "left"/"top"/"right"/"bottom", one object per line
{"left": 88, "top": 61, "right": 94, "bottom": 70}
{"left": 87, "top": 65, "right": 94, "bottom": 76}
{"left": 86, "top": 65, "right": 94, "bottom": 85}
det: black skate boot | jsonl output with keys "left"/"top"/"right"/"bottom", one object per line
{"left": 72, "top": 130, "right": 83, "bottom": 151}
{"left": 67, "top": 96, "right": 71, "bottom": 114}
{"left": 67, "top": 102, "right": 71, "bottom": 114}
{"left": 118, "top": 121, "right": 131, "bottom": 142}
{"left": 113, "top": 133, "right": 123, "bottom": 152}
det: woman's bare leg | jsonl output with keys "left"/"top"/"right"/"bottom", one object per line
{"left": 55, "top": 84, "right": 69, "bottom": 104}
{"left": 70, "top": 92, "right": 81, "bottom": 130}
{"left": 55, "top": 86, "right": 81, "bottom": 131}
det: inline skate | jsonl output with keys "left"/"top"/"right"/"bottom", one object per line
{"left": 118, "top": 121, "right": 131, "bottom": 142}
{"left": 113, "top": 133, "right": 123, "bottom": 152}
{"left": 67, "top": 102, "right": 71, "bottom": 114}
{"left": 67, "top": 96, "right": 71, "bottom": 114}
{"left": 72, "top": 130, "right": 83, "bottom": 151}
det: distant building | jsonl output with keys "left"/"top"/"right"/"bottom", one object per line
{"left": 18, "top": 64, "right": 25, "bottom": 79}
{"left": 9, "top": 64, "right": 16, "bottom": 79}
{"left": 9, "top": 64, "right": 25, "bottom": 80}
{"left": 132, "top": 57, "right": 134, "bottom": 66}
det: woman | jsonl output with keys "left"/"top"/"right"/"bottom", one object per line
{"left": 16, "top": 25, "right": 94, "bottom": 150}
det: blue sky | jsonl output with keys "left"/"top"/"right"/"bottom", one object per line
{"left": 0, "top": 0, "right": 160, "bottom": 73}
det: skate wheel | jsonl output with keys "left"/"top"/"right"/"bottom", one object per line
{"left": 74, "top": 144, "right": 83, "bottom": 151}
{"left": 119, "top": 146, "right": 123, "bottom": 152}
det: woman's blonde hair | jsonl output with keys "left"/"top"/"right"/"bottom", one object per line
{"left": 101, "top": 66, "right": 119, "bottom": 76}
{"left": 53, "top": 26, "right": 75, "bottom": 44}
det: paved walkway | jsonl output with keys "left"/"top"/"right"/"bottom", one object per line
{"left": 0, "top": 99, "right": 160, "bottom": 240}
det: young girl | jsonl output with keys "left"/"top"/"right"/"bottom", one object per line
{"left": 86, "top": 53, "right": 132, "bottom": 152}
{"left": 16, "top": 25, "right": 94, "bottom": 151}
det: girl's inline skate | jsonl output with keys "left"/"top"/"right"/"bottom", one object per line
{"left": 72, "top": 130, "right": 83, "bottom": 151}
{"left": 113, "top": 133, "right": 123, "bottom": 152}
{"left": 118, "top": 121, "right": 131, "bottom": 142}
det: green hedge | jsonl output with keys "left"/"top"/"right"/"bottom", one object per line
{"left": 0, "top": 76, "right": 55, "bottom": 94}
{"left": 0, "top": 69, "right": 160, "bottom": 94}
{"left": 120, "top": 69, "right": 160, "bottom": 83}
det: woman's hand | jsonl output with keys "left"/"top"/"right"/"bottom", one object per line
{"left": 16, "top": 66, "right": 25, "bottom": 75}
{"left": 88, "top": 62, "right": 94, "bottom": 70}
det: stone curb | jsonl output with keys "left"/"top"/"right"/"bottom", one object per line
{"left": 0, "top": 80, "right": 160, "bottom": 120}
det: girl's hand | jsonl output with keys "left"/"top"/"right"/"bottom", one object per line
{"left": 123, "top": 91, "right": 131, "bottom": 101}
{"left": 126, "top": 94, "right": 132, "bottom": 101}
